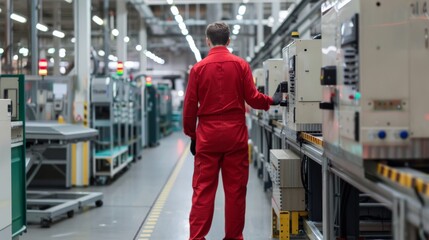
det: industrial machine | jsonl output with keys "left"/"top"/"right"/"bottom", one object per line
{"left": 91, "top": 77, "right": 133, "bottom": 182}
{"left": 0, "top": 75, "right": 26, "bottom": 238}
{"left": 253, "top": 68, "right": 265, "bottom": 93}
{"left": 283, "top": 39, "right": 322, "bottom": 132}
{"left": 146, "top": 84, "right": 160, "bottom": 147}
{"left": 25, "top": 76, "right": 74, "bottom": 188}
{"left": 0, "top": 100, "right": 12, "bottom": 240}
{"left": 319, "top": 0, "right": 429, "bottom": 176}
{"left": 158, "top": 83, "right": 173, "bottom": 137}
{"left": 263, "top": 59, "right": 284, "bottom": 120}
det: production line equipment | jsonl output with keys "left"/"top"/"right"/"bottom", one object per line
{"left": 319, "top": 0, "right": 429, "bottom": 177}
{"left": 91, "top": 77, "right": 134, "bottom": 183}
{"left": 263, "top": 59, "right": 284, "bottom": 120}
{"left": 283, "top": 38, "right": 323, "bottom": 134}
{"left": 0, "top": 75, "right": 26, "bottom": 238}
{"left": 0, "top": 100, "right": 13, "bottom": 240}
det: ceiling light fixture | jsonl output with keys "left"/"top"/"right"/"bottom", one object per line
{"left": 136, "top": 45, "right": 142, "bottom": 51}
{"left": 238, "top": 5, "right": 247, "bottom": 15}
{"left": 98, "top": 50, "right": 105, "bottom": 56}
{"left": 10, "top": 13, "right": 27, "bottom": 23}
{"left": 124, "top": 36, "right": 130, "bottom": 43}
{"left": 92, "top": 15, "right": 104, "bottom": 25}
{"left": 170, "top": 6, "right": 179, "bottom": 16}
{"left": 52, "top": 30, "right": 65, "bottom": 38}
{"left": 36, "top": 23, "right": 48, "bottom": 32}
{"left": 112, "top": 29, "right": 119, "bottom": 37}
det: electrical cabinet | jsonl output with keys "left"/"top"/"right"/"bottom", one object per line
{"left": 263, "top": 59, "right": 284, "bottom": 119}
{"left": 320, "top": 0, "right": 429, "bottom": 161}
{"left": 283, "top": 39, "right": 323, "bottom": 132}
{"left": 0, "top": 100, "right": 12, "bottom": 240}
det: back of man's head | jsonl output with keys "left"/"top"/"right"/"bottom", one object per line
{"left": 206, "top": 22, "right": 230, "bottom": 46}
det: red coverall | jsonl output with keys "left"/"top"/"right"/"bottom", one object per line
{"left": 183, "top": 46, "right": 273, "bottom": 240}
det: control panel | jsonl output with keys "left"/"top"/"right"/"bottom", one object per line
{"left": 320, "top": 0, "right": 428, "bottom": 160}
{"left": 263, "top": 59, "right": 284, "bottom": 119}
{"left": 283, "top": 39, "right": 322, "bottom": 132}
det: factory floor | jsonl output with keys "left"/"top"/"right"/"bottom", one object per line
{"left": 21, "top": 132, "right": 273, "bottom": 240}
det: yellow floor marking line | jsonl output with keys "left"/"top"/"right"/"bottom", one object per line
{"left": 136, "top": 143, "right": 190, "bottom": 240}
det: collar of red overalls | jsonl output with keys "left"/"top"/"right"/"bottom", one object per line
{"left": 208, "top": 46, "right": 229, "bottom": 56}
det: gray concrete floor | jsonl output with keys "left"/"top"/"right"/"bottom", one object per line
{"left": 22, "top": 132, "right": 273, "bottom": 240}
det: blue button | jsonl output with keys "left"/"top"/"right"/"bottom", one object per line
{"left": 399, "top": 130, "right": 409, "bottom": 140}
{"left": 378, "top": 130, "right": 387, "bottom": 139}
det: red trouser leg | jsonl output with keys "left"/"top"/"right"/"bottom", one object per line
{"left": 189, "top": 151, "right": 222, "bottom": 240}
{"left": 221, "top": 147, "right": 249, "bottom": 240}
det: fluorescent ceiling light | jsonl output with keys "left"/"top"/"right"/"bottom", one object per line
{"left": 64, "top": 0, "right": 72, "bottom": 3}
{"left": 36, "top": 23, "right": 48, "bottom": 32}
{"left": 92, "top": 15, "right": 104, "bottom": 25}
{"left": 10, "top": 13, "right": 27, "bottom": 23}
{"left": 98, "top": 50, "right": 105, "bottom": 56}
{"left": 232, "top": 29, "right": 239, "bottom": 35}
{"left": 53, "top": 30, "right": 65, "bottom": 38}
{"left": 170, "top": 6, "right": 179, "bottom": 16}
{"left": 175, "top": 15, "right": 183, "bottom": 23}
{"left": 178, "top": 22, "right": 186, "bottom": 30}
{"left": 0, "top": 48, "right": 3, "bottom": 54}
{"left": 19, "top": 48, "right": 29, "bottom": 56}
{"left": 71, "top": 37, "right": 75, "bottom": 43}
{"left": 50, "top": 58, "right": 54, "bottom": 63}
{"left": 233, "top": 24, "right": 241, "bottom": 30}
{"left": 236, "top": 15, "right": 243, "bottom": 20}
{"left": 238, "top": 5, "right": 246, "bottom": 15}
{"left": 112, "top": 29, "right": 119, "bottom": 37}
{"left": 136, "top": 45, "right": 142, "bottom": 51}
{"left": 246, "top": 56, "right": 251, "bottom": 62}
{"left": 181, "top": 29, "right": 189, "bottom": 35}
{"left": 124, "top": 36, "right": 130, "bottom": 43}
{"left": 13, "top": 55, "right": 18, "bottom": 61}
{"left": 48, "top": 48, "right": 56, "bottom": 54}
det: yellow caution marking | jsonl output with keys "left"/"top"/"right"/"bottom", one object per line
{"left": 71, "top": 144, "right": 77, "bottom": 185}
{"left": 136, "top": 143, "right": 190, "bottom": 239}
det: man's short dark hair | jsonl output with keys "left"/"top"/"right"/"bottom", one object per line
{"left": 206, "top": 22, "right": 230, "bottom": 46}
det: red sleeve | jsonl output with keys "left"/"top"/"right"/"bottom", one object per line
{"left": 243, "top": 63, "right": 273, "bottom": 110}
{"left": 183, "top": 68, "right": 198, "bottom": 140}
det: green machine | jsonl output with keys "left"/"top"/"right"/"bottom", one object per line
{"left": 0, "top": 75, "right": 26, "bottom": 238}
{"left": 145, "top": 84, "right": 160, "bottom": 147}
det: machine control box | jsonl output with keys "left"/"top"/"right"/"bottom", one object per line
{"left": 91, "top": 77, "right": 112, "bottom": 103}
{"left": 283, "top": 39, "right": 322, "bottom": 132}
{"left": 263, "top": 59, "right": 284, "bottom": 119}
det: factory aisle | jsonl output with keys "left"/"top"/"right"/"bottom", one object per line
{"left": 22, "top": 132, "right": 273, "bottom": 240}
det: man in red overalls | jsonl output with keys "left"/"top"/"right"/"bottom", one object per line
{"left": 183, "top": 22, "right": 282, "bottom": 240}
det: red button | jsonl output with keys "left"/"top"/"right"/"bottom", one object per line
{"left": 349, "top": 94, "right": 355, "bottom": 100}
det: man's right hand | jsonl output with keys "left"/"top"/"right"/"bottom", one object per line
{"left": 271, "top": 83, "right": 283, "bottom": 105}
{"left": 190, "top": 139, "right": 196, "bottom": 156}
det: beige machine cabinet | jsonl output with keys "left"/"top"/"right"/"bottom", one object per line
{"left": 269, "top": 149, "right": 305, "bottom": 213}
{"left": 263, "top": 59, "right": 284, "bottom": 120}
{"left": 283, "top": 40, "right": 322, "bottom": 132}
{"left": 0, "top": 100, "right": 12, "bottom": 240}
{"left": 252, "top": 68, "right": 266, "bottom": 117}
{"left": 321, "top": 0, "right": 429, "bottom": 161}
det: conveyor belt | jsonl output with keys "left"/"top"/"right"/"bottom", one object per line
{"left": 299, "top": 132, "right": 323, "bottom": 149}
{"left": 377, "top": 164, "right": 429, "bottom": 197}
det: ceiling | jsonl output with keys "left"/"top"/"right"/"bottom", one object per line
{"left": 0, "top": 0, "right": 293, "bottom": 74}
